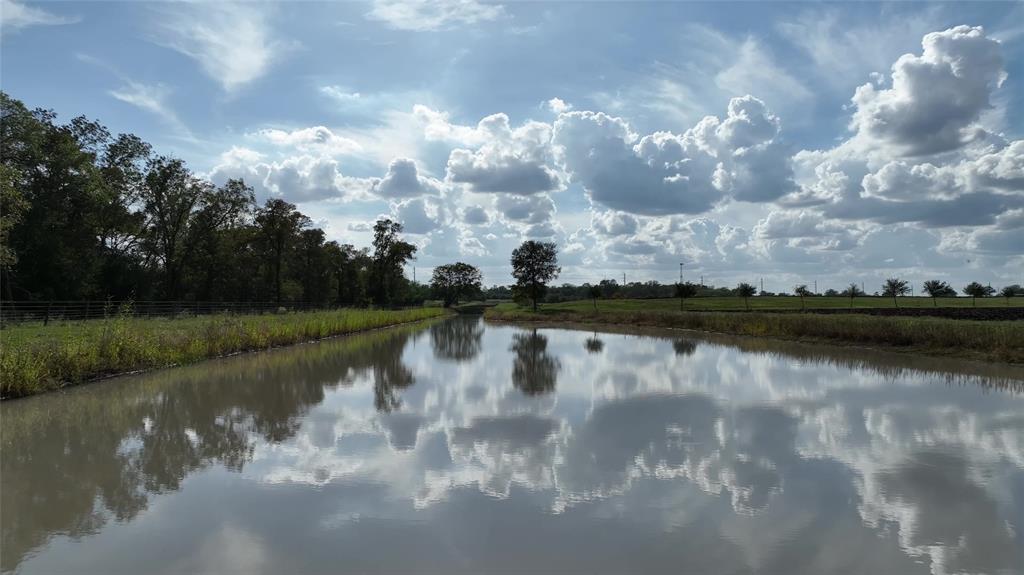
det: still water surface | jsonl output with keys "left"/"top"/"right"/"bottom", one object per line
{"left": 2, "top": 317, "right": 1023, "bottom": 574}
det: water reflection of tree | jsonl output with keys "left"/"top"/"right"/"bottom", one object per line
{"left": 584, "top": 332, "right": 604, "bottom": 354}
{"left": 510, "top": 329, "right": 560, "bottom": 396}
{"left": 0, "top": 325, "right": 418, "bottom": 572}
{"left": 430, "top": 317, "right": 484, "bottom": 362}
{"left": 673, "top": 338, "right": 697, "bottom": 356}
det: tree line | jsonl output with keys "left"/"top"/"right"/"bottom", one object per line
{"left": 2, "top": 92, "right": 1019, "bottom": 310}
{"left": 0, "top": 93, "right": 425, "bottom": 307}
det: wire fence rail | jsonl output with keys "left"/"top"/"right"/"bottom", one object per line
{"left": 0, "top": 300, "right": 343, "bottom": 326}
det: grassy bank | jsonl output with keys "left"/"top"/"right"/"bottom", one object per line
{"left": 485, "top": 303, "right": 1024, "bottom": 364}
{"left": 543, "top": 296, "right": 1023, "bottom": 312}
{"left": 1, "top": 307, "right": 446, "bottom": 399}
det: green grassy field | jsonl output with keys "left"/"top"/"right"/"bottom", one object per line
{"left": 486, "top": 301, "right": 1024, "bottom": 364}
{"left": 548, "top": 295, "right": 1023, "bottom": 312}
{"left": 0, "top": 307, "right": 447, "bottom": 399}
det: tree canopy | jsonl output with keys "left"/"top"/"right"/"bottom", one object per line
{"left": 431, "top": 262, "right": 482, "bottom": 307}
{"left": 0, "top": 92, "right": 424, "bottom": 307}
{"left": 963, "top": 282, "right": 996, "bottom": 306}
{"left": 511, "top": 241, "right": 560, "bottom": 311}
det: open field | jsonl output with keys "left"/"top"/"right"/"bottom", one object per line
{"left": 486, "top": 301, "right": 1024, "bottom": 364}
{"left": 0, "top": 307, "right": 447, "bottom": 399}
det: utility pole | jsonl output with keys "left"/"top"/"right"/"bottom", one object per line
{"left": 814, "top": 280, "right": 817, "bottom": 294}
{"left": 623, "top": 272, "right": 626, "bottom": 286}
{"left": 679, "top": 263, "right": 684, "bottom": 285}
{"left": 760, "top": 278, "right": 763, "bottom": 293}
{"left": 700, "top": 275, "right": 704, "bottom": 287}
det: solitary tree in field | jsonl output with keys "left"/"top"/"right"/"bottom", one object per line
{"left": 430, "top": 262, "right": 482, "bottom": 307}
{"left": 736, "top": 282, "right": 757, "bottom": 311}
{"left": 587, "top": 284, "right": 601, "bottom": 311}
{"left": 882, "top": 278, "right": 910, "bottom": 308}
{"left": 1001, "top": 284, "right": 1023, "bottom": 306}
{"left": 922, "top": 280, "right": 954, "bottom": 307}
{"left": 675, "top": 281, "right": 699, "bottom": 311}
{"left": 794, "top": 284, "right": 811, "bottom": 310}
{"left": 842, "top": 283, "right": 865, "bottom": 309}
{"left": 963, "top": 282, "right": 995, "bottom": 307}
{"left": 511, "top": 241, "right": 560, "bottom": 311}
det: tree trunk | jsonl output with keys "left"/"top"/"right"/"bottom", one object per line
{"left": 933, "top": 297, "right": 937, "bottom": 307}
{"left": 893, "top": 295, "right": 898, "bottom": 308}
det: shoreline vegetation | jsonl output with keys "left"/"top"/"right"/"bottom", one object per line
{"left": 0, "top": 307, "right": 446, "bottom": 399}
{"left": 484, "top": 301, "right": 1024, "bottom": 365}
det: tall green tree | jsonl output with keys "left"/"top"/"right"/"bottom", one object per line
{"left": 735, "top": 282, "right": 757, "bottom": 311}
{"left": 296, "top": 228, "right": 330, "bottom": 304}
{"left": 842, "top": 282, "right": 864, "bottom": 309}
{"left": 882, "top": 278, "right": 910, "bottom": 308}
{"left": 0, "top": 165, "right": 28, "bottom": 299}
{"left": 431, "top": 262, "right": 482, "bottom": 307}
{"left": 1, "top": 95, "right": 108, "bottom": 299}
{"left": 368, "top": 219, "right": 416, "bottom": 307}
{"left": 1000, "top": 285, "right": 1022, "bottom": 306}
{"left": 255, "top": 199, "right": 311, "bottom": 304}
{"left": 922, "top": 280, "right": 955, "bottom": 307}
{"left": 510, "top": 240, "right": 560, "bottom": 311}
{"left": 186, "top": 179, "right": 255, "bottom": 301}
{"left": 962, "top": 282, "right": 995, "bottom": 307}
{"left": 674, "top": 281, "right": 698, "bottom": 311}
{"left": 138, "top": 157, "right": 211, "bottom": 300}
{"left": 793, "top": 284, "right": 811, "bottom": 310}
{"left": 325, "top": 241, "right": 369, "bottom": 306}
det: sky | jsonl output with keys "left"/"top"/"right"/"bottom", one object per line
{"left": 2, "top": 0, "right": 1023, "bottom": 291}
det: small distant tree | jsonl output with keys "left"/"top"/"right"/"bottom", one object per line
{"left": 882, "top": 278, "right": 910, "bottom": 308}
{"left": 1000, "top": 284, "right": 1022, "bottom": 306}
{"left": 824, "top": 288, "right": 839, "bottom": 297}
{"left": 736, "top": 282, "right": 757, "bottom": 311}
{"left": 842, "top": 283, "right": 865, "bottom": 309}
{"left": 922, "top": 280, "right": 954, "bottom": 307}
{"left": 963, "top": 282, "right": 995, "bottom": 307}
{"left": 794, "top": 284, "right": 812, "bottom": 310}
{"left": 587, "top": 284, "right": 601, "bottom": 311}
{"left": 511, "top": 240, "right": 560, "bottom": 311}
{"left": 430, "top": 262, "right": 483, "bottom": 307}
{"left": 674, "top": 281, "right": 698, "bottom": 311}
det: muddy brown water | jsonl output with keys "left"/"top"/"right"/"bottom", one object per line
{"left": 2, "top": 317, "right": 1022, "bottom": 574}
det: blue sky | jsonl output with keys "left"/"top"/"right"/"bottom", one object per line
{"left": 2, "top": 0, "right": 1023, "bottom": 289}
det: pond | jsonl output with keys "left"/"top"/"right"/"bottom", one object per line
{"left": 2, "top": 317, "right": 1022, "bottom": 574}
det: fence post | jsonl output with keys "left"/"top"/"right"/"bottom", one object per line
{"left": 43, "top": 301, "right": 51, "bottom": 326}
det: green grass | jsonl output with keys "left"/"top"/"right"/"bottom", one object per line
{"left": 547, "top": 295, "right": 1023, "bottom": 312}
{"left": 486, "top": 302, "right": 1024, "bottom": 364}
{"left": 0, "top": 307, "right": 447, "bottom": 399}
